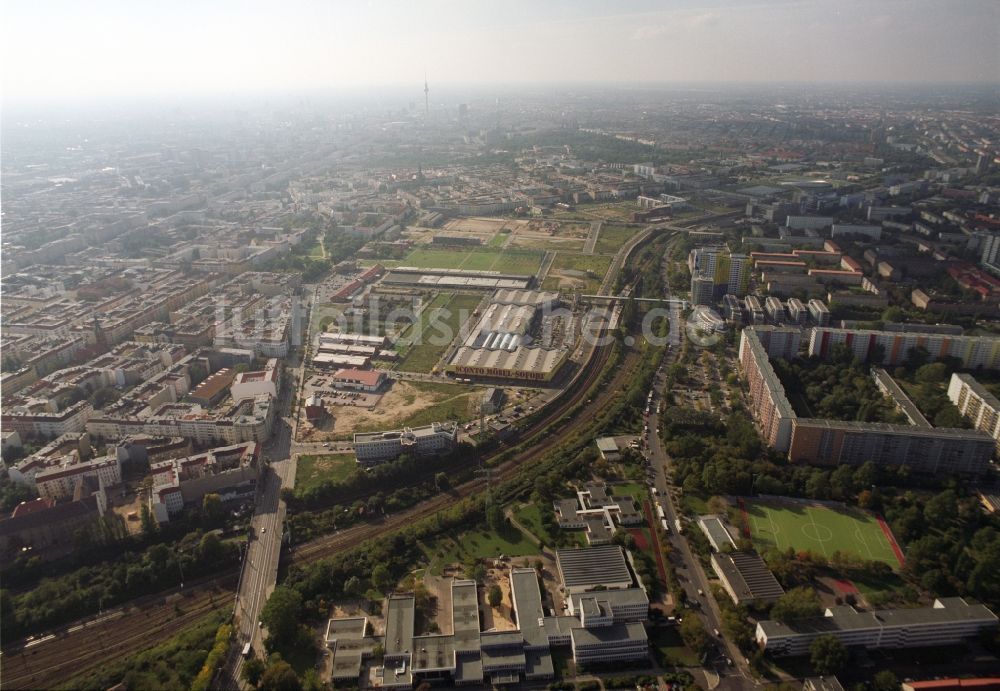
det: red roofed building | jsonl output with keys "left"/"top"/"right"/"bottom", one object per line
{"left": 11, "top": 497, "right": 56, "bottom": 518}
{"left": 330, "top": 368, "right": 386, "bottom": 392}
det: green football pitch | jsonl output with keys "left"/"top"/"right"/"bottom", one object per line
{"left": 743, "top": 500, "right": 903, "bottom": 568}
{"left": 400, "top": 247, "right": 543, "bottom": 275}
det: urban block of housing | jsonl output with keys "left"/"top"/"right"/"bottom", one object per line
{"left": 739, "top": 325, "right": 996, "bottom": 474}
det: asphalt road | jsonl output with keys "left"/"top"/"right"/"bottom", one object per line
{"left": 641, "top": 245, "right": 758, "bottom": 690}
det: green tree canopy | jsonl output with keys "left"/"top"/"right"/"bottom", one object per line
{"left": 242, "top": 657, "right": 266, "bottom": 687}
{"left": 259, "top": 659, "right": 302, "bottom": 691}
{"left": 770, "top": 587, "right": 821, "bottom": 622}
{"left": 678, "top": 615, "right": 712, "bottom": 657}
{"left": 809, "top": 634, "right": 849, "bottom": 675}
{"left": 260, "top": 587, "right": 303, "bottom": 647}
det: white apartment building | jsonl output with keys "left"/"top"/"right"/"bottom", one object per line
{"left": 948, "top": 373, "right": 1000, "bottom": 452}
{"left": 230, "top": 359, "right": 280, "bottom": 402}
{"left": 757, "top": 598, "right": 998, "bottom": 657}
{"left": 353, "top": 422, "right": 458, "bottom": 464}
{"left": 1, "top": 400, "right": 93, "bottom": 439}
{"left": 35, "top": 456, "right": 122, "bottom": 500}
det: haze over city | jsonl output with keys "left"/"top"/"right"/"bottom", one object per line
{"left": 2, "top": 0, "right": 999, "bottom": 107}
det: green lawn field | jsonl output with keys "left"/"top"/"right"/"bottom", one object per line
{"left": 422, "top": 527, "right": 538, "bottom": 575}
{"left": 594, "top": 224, "right": 641, "bottom": 254}
{"left": 400, "top": 247, "right": 543, "bottom": 275}
{"left": 296, "top": 453, "right": 357, "bottom": 494}
{"left": 541, "top": 252, "right": 613, "bottom": 293}
{"left": 396, "top": 293, "right": 482, "bottom": 373}
{"left": 744, "top": 500, "right": 901, "bottom": 567}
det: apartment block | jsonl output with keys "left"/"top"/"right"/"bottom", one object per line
{"left": 809, "top": 328, "right": 1000, "bottom": 370}
{"left": 739, "top": 327, "right": 993, "bottom": 474}
{"left": 757, "top": 598, "right": 997, "bottom": 657}
{"left": 353, "top": 422, "right": 459, "bottom": 465}
{"left": 948, "top": 373, "right": 1000, "bottom": 453}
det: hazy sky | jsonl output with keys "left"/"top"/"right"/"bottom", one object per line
{"left": 2, "top": 0, "right": 998, "bottom": 105}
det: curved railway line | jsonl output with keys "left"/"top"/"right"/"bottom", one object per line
{"left": 289, "top": 337, "right": 635, "bottom": 565}
{"left": 1, "top": 228, "right": 674, "bottom": 691}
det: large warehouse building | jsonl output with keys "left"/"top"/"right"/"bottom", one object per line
{"left": 447, "top": 289, "right": 569, "bottom": 382}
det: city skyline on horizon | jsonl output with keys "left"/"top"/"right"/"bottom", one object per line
{"left": 2, "top": 0, "right": 998, "bottom": 107}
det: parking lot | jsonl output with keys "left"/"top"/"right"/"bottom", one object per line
{"left": 303, "top": 374, "right": 383, "bottom": 409}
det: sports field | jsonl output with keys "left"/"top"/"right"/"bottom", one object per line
{"left": 742, "top": 499, "right": 903, "bottom": 568}
{"left": 401, "top": 247, "right": 543, "bottom": 275}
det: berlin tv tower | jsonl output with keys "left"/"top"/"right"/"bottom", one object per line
{"left": 424, "top": 72, "right": 429, "bottom": 118}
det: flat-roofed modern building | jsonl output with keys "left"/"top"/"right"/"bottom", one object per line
{"left": 698, "top": 515, "right": 737, "bottom": 552}
{"left": 595, "top": 437, "right": 620, "bottom": 461}
{"left": 711, "top": 551, "right": 785, "bottom": 606}
{"left": 556, "top": 545, "right": 634, "bottom": 595}
{"left": 808, "top": 298, "right": 831, "bottom": 326}
{"left": 324, "top": 617, "right": 375, "bottom": 682}
{"left": 787, "top": 418, "right": 993, "bottom": 475}
{"left": 570, "top": 623, "right": 648, "bottom": 665}
{"left": 738, "top": 328, "right": 796, "bottom": 452}
{"left": 354, "top": 422, "right": 458, "bottom": 465}
{"left": 568, "top": 588, "right": 649, "bottom": 622}
{"left": 331, "top": 563, "right": 649, "bottom": 687}
{"left": 757, "top": 597, "right": 998, "bottom": 657}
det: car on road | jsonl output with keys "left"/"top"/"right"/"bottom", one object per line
{"left": 261, "top": 527, "right": 267, "bottom": 534}
{"left": 697, "top": 588, "right": 704, "bottom": 596}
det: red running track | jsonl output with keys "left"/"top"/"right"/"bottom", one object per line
{"left": 876, "top": 514, "right": 906, "bottom": 568}
{"left": 641, "top": 500, "right": 670, "bottom": 587}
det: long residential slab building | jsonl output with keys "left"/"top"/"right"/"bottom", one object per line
{"left": 948, "top": 372, "right": 1000, "bottom": 453}
{"left": 739, "top": 327, "right": 994, "bottom": 474}
{"left": 757, "top": 597, "right": 998, "bottom": 656}
{"left": 808, "top": 327, "right": 1000, "bottom": 370}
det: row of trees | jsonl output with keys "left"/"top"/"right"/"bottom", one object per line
{"left": 1, "top": 528, "right": 236, "bottom": 640}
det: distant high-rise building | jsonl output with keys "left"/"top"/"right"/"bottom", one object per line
{"left": 691, "top": 275, "right": 715, "bottom": 306}
{"left": 689, "top": 247, "right": 748, "bottom": 305}
{"left": 424, "top": 74, "right": 429, "bottom": 117}
{"left": 975, "top": 152, "right": 991, "bottom": 174}
{"left": 980, "top": 232, "right": 1000, "bottom": 275}
{"left": 458, "top": 103, "right": 468, "bottom": 125}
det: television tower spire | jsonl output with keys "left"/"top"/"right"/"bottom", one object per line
{"left": 424, "top": 72, "right": 429, "bottom": 118}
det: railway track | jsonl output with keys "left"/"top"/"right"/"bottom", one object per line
{"left": 289, "top": 334, "right": 640, "bottom": 566}
{"left": 2, "top": 574, "right": 237, "bottom": 690}
{"left": 287, "top": 230, "right": 668, "bottom": 566}
{"left": 1, "top": 229, "right": 672, "bottom": 690}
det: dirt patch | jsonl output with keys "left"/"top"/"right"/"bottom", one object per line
{"left": 302, "top": 379, "right": 466, "bottom": 440}
{"left": 442, "top": 217, "right": 511, "bottom": 235}
{"left": 480, "top": 566, "right": 518, "bottom": 632}
{"left": 109, "top": 486, "right": 146, "bottom": 535}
